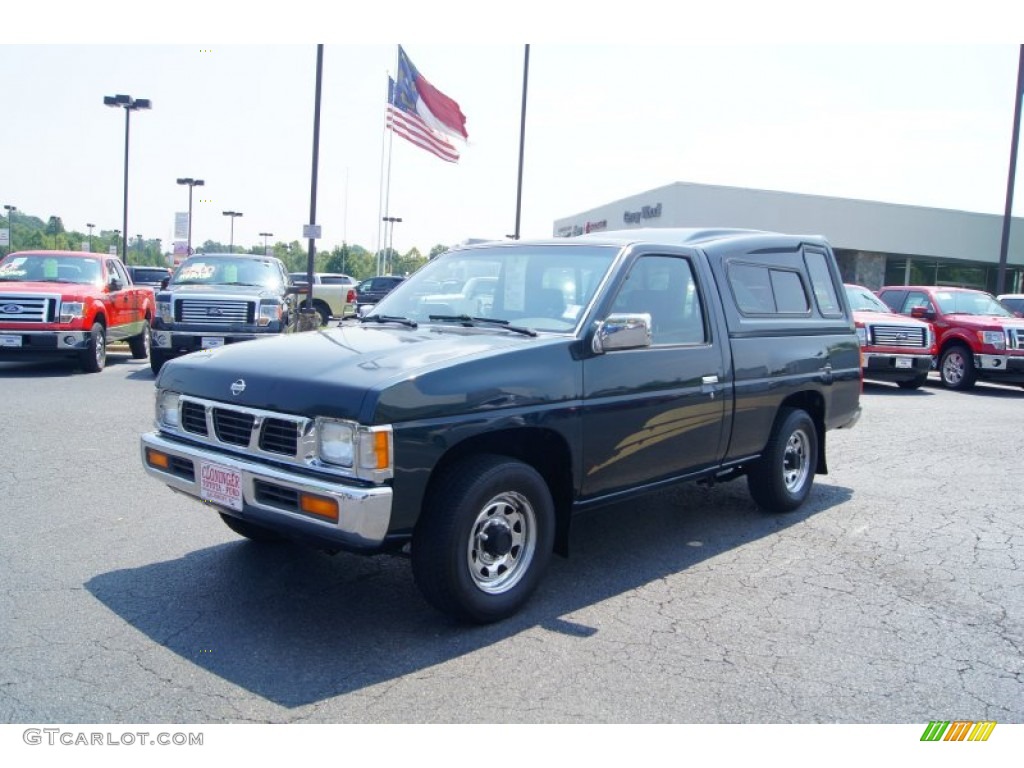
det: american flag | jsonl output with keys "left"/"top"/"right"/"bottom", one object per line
{"left": 385, "top": 47, "right": 467, "bottom": 164}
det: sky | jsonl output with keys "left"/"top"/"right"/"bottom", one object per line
{"left": 3, "top": 4, "right": 1024, "bottom": 261}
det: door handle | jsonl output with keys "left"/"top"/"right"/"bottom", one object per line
{"left": 701, "top": 375, "right": 718, "bottom": 398}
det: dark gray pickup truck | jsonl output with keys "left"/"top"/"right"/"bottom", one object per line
{"left": 141, "top": 229, "right": 861, "bottom": 622}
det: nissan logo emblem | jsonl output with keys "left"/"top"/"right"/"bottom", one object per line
{"left": 1, "top": 304, "right": 22, "bottom": 314}
{"left": 230, "top": 379, "right": 246, "bottom": 396}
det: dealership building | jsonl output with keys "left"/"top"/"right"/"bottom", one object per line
{"left": 553, "top": 181, "right": 1024, "bottom": 294}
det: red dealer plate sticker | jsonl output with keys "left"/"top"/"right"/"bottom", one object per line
{"left": 200, "top": 461, "right": 243, "bottom": 511}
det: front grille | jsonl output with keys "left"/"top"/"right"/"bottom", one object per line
{"left": 169, "top": 456, "right": 195, "bottom": 482}
{"left": 177, "top": 299, "right": 253, "bottom": 326}
{"left": 870, "top": 325, "right": 927, "bottom": 348}
{"left": 260, "top": 419, "right": 300, "bottom": 455}
{"left": 254, "top": 480, "right": 299, "bottom": 511}
{"left": 0, "top": 294, "right": 56, "bottom": 323}
{"left": 181, "top": 401, "right": 209, "bottom": 435}
{"left": 1008, "top": 328, "right": 1024, "bottom": 350}
{"left": 212, "top": 408, "right": 256, "bottom": 446}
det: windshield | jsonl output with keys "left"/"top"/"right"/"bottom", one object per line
{"left": 844, "top": 285, "right": 890, "bottom": 312}
{"left": 369, "top": 243, "right": 620, "bottom": 332}
{"left": 171, "top": 255, "right": 284, "bottom": 289}
{"left": 933, "top": 290, "right": 1012, "bottom": 317}
{"left": 0, "top": 254, "right": 103, "bottom": 285}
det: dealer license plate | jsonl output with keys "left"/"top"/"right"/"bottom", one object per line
{"left": 895, "top": 357, "right": 913, "bottom": 369}
{"left": 201, "top": 336, "right": 225, "bottom": 349}
{"left": 199, "top": 461, "right": 243, "bottom": 511}
{"left": 0, "top": 335, "right": 22, "bottom": 348}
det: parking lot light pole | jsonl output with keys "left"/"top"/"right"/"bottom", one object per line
{"left": 103, "top": 94, "right": 151, "bottom": 261}
{"left": 222, "top": 211, "right": 242, "bottom": 252}
{"left": 260, "top": 232, "right": 273, "bottom": 256}
{"left": 86, "top": 223, "right": 95, "bottom": 252}
{"left": 176, "top": 178, "right": 204, "bottom": 255}
{"left": 3, "top": 204, "right": 15, "bottom": 254}
{"left": 382, "top": 216, "right": 401, "bottom": 274}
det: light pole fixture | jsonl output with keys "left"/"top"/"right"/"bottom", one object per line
{"left": 382, "top": 216, "right": 402, "bottom": 274}
{"left": 104, "top": 93, "right": 152, "bottom": 261}
{"left": 3, "top": 204, "right": 15, "bottom": 253}
{"left": 176, "top": 177, "right": 205, "bottom": 256}
{"left": 259, "top": 232, "right": 273, "bottom": 256}
{"left": 222, "top": 211, "right": 242, "bottom": 252}
{"left": 86, "top": 223, "right": 95, "bottom": 252}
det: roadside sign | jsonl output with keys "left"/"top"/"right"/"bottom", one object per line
{"left": 174, "top": 212, "right": 189, "bottom": 240}
{"left": 0, "top": 228, "right": 9, "bottom": 246}
{"left": 303, "top": 224, "right": 322, "bottom": 239}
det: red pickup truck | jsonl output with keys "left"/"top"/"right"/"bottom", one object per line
{"left": 0, "top": 250, "right": 154, "bottom": 372}
{"left": 844, "top": 283, "right": 934, "bottom": 389}
{"left": 877, "top": 285, "right": 1024, "bottom": 391}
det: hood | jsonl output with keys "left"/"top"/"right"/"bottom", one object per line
{"left": 944, "top": 313, "right": 1024, "bottom": 330}
{"left": 0, "top": 280, "right": 103, "bottom": 297}
{"left": 852, "top": 309, "right": 929, "bottom": 328}
{"left": 157, "top": 324, "right": 578, "bottom": 424}
{"left": 161, "top": 283, "right": 284, "bottom": 299}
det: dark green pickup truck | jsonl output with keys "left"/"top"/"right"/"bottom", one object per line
{"left": 141, "top": 229, "right": 861, "bottom": 623}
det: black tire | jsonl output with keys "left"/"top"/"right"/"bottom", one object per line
{"left": 747, "top": 407, "right": 818, "bottom": 514}
{"left": 128, "top": 323, "right": 151, "bottom": 359}
{"left": 896, "top": 373, "right": 928, "bottom": 390}
{"left": 412, "top": 455, "right": 555, "bottom": 624}
{"left": 313, "top": 301, "right": 331, "bottom": 327}
{"left": 219, "top": 513, "right": 283, "bottom": 542}
{"left": 150, "top": 349, "right": 170, "bottom": 376}
{"left": 79, "top": 322, "right": 106, "bottom": 373}
{"left": 939, "top": 345, "right": 976, "bottom": 391}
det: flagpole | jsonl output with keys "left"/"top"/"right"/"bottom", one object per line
{"left": 512, "top": 44, "right": 530, "bottom": 240}
{"left": 376, "top": 72, "right": 389, "bottom": 275}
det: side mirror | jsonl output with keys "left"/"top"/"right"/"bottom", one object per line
{"left": 592, "top": 313, "right": 652, "bottom": 354}
{"left": 285, "top": 284, "right": 311, "bottom": 296}
{"left": 910, "top": 306, "right": 934, "bottom": 321}
{"left": 108, "top": 277, "right": 123, "bottom": 292}
{"left": 160, "top": 277, "right": 170, "bottom": 290}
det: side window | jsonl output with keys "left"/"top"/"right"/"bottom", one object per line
{"left": 611, "top": 255, "right": 707, "bottom": 345}
{"left": 728, "top": 262, "right": 810, "bottom": 315}
{"left": 803, "top": 250, "right": 843, "bottom": 316}
{"left": 902, "top": 291, "right": 934, "bottom": 314}
{"left": 107, "top": 259, "right": 130, "bottom": 286}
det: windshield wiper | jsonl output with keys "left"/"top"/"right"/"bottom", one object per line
{"left": 428, "top": 314, "right": 538, "bottom": 337}
{"left": 359, "top": 314, "right": 418, "bottom": 328}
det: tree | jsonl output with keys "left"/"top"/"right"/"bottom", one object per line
{"left": 429, "top": 243, "right": 450, "bottom": 259}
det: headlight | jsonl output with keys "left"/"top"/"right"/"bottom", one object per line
{"left": 926, "top": 326, "right": 935, "bottom": 350}
{"left": 317, "top": 419, "right": 393, "bottom": 478}
{"left": 156, "top": 390, "right": 182, "bottom": 429}
{"left": 258, "top": 302, "right": 283, "bottom": 326}
{"left": 855, "top": 326, "right": 868, "bottom": 346}
{"left": 60, "top": 301, "right": 84, "bottom": 323}
{"left": 318, "top": 421, "right": 355, "bottom": 466}
{"left": 157, "top": 300, "right": 173, "bottom": 323}
{"left": 978, "top": 330, "right": 1006, "bottom": 350}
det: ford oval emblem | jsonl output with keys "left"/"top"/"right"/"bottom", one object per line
{"left": 230, "top": 379, "right": 246, "bottom": 396}
{"left": 1, "top": 304, "right": 22, "bottom": 314}
{"left": 208, "top": 307, "right": 224, "bottom": 317}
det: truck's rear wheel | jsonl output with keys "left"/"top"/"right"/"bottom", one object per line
{"left": 412, "top": 455, "right": 554, "bottom": 623}
{"left": 80, "top": 322, "right": 107, "bottom": 373}
{"left": 747, "top": 407, "right": 818, "bottom": 513}
{"left": 313, "top": 301, "right": 331, "bottom": 327}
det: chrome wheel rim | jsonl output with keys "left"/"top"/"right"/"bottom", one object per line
{"left": 943, "top": 352, "right": 965, "bottom": 385}
{"left": 466, "top": 491, "right": 537, "bottom": 594}
{"left": 783, "top": 428, "right": 811, "bottom": 493}
{"left": 94, "top": 330, "right": 106, "bottom": 368}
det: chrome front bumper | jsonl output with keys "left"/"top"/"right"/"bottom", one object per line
{"left": 140, "top": 430, "right": 393, "bottom": 548}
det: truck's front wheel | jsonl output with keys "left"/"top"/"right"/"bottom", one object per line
{"left": 939, "top": 345, "right": 976, "bottom": 391}
{"left": 79, "top": 322, "right": 107, "bottom": 373}
{"left": 412, "top": 455, "right": 554, "bottom": 623}
{"left": 747, "top": 407, "right": 818, "bottom": 513}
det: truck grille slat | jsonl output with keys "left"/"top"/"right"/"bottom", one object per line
{"left": 176, "top": 299, "right": 253, "bottom": 326}
{"left": 870, "top": 325, "right": 927, "bottom": 348}
{"left": 181, "top": 401, "right": 209, "bottom": 435}
{"left": 212, "top": 408, "right": 256, "bottom": 446}
{"left": 259, "top": 419, "right": 299, "bottom": 455}
{"left": 0, "top": 294, "right": 57, "bottom": 323}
